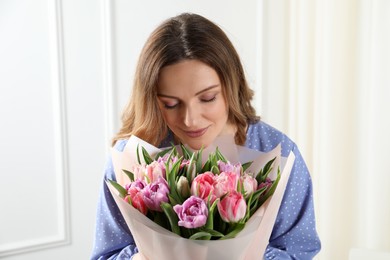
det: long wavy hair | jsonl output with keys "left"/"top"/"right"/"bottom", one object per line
{"left": 112, "top": 13, "right": 259, "bottom": 147}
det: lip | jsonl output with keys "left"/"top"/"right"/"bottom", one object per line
{"left": 184, "top": 127, "right": 208, "bottom": 138}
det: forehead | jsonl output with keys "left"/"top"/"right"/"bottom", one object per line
{"left": 157, "top": 60, "right": 221, "bottom": 94}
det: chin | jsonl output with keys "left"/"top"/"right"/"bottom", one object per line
{"left": 186, "top": 143, "right": 204, "bottom": 151}
{"left": 184, "top": 140, "right": 210, "bottom": 151}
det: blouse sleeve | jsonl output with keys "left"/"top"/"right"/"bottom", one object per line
{"left": 91, "top": 141, "right": 138, "bottom": 260}
{"left": 264, "top": 144, "right": 321, "bottom": 259}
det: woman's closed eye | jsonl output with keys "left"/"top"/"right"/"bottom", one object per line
{"left": 164, "top": 102, "right": 179, "bottom": 109}
{"left": 200, "top": 95, "right": 217, "bottom": 103}
{"left": 199, "top": 92, "right": 219, "bottom": 103}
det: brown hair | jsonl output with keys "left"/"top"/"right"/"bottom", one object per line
{"left": 112, "top": 13, "right": 259, "bottom": 146}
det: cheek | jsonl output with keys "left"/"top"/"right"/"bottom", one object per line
{"left": 159, "top": 109, "right": 177, "bottom": 127}
{"left": 208, "top": 100, "right": 229, "bottom": 121}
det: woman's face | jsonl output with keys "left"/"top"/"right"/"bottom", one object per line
{"left": 157, "top": 59, "right": 235, "bottom": 150}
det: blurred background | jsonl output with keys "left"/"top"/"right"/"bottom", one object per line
{"left": 0, "top": 0, "right": 389, "bottom": 259}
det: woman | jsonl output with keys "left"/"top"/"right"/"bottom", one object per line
{"left": 91, "top": 13, "right": 321, "bottom": 259}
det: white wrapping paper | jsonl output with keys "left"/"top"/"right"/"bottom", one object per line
{"left": 107, "top": 135, "right": 295, "bottom": 260}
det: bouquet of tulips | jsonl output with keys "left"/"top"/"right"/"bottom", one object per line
{"left": 107, "top": 135, "right": 295, "bottom": 260}
{"left": 110, "top": 141, "right": 278, "bottom": 240}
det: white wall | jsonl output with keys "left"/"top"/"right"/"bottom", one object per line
{"left": 0, "top": 0, "right": 106, "bottom": 258}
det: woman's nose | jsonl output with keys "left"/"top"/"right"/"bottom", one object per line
{"left": 183, "top": 106, "right": 198, "bottom": 127}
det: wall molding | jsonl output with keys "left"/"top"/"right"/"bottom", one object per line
{"left": 101, "top": 0, "right": 116, "bottom": 151}
{"left": 0, "top": 0, "right": 71, "bottom": 256}
{"left": 255, "top": 0, "right": 263, "bottom": 115}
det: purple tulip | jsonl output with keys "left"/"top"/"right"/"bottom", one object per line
{"left": 141, "top": 176, "right": 170, "bottom": 212}
{"left": 173, "top": 196, "right": 208, "bottom": 229}
{"left": 217, "top": 161, "right": 242, "bottom": 175}
{"left": 258, "top": 177, "right": 273, "bottom": 193}
{"left": 125, "top": 179, "right": 147, "bottom": 191}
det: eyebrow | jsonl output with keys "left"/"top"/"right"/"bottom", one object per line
{"left": 157, "top": 84, "right": 220, "bottom": 99}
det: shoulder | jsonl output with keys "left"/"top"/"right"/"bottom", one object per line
{"left": 102, "top": 139, "right": 128, "bottom": 181}
{"left": 245, "top": 121, "right": 296, "bottom": 157}
{"left": 113, "top": 139, "right": 128, "bottom": 152}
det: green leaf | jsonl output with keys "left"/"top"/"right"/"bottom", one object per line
{"left": 180, "top": 143, "right": 193, "bottom": 160}
{"left": 205, "top": 198, "right": 219, "bottom": 230}
{"left": 122, "top": 169, "right": 134, "bottom": 182}
{"left": 195, "top": 148, "right": 203, "bottom": 173}
{"left": 258, "top": 168, "right": 281, "bottom": 206}
{"left": 168, "top": 194, "right": 180, "bottom": 206}
{"left": 136, "top": 144, "right": 141, "bottom": 164}
{"left": 165, "top": 158, "right": 185, "bottom": 205}
{"left": 185, "top": 152, "right": 196, "bottom": 179}
{"left": 246, "top": 187, "right": 267, "bottom": 219}
{"left": 200, "top": 228, "right": 224, "bottom": 238}
{"left": 220, "top": 223, "right": 245, "bottom": 240}
{"left": 141, "top": 146, "right": 153, "bottom": 165}
{"left": 189, "top": 231, "right": 212, "bottom": 240}
{"left": 210, "top": 153, "right": 218, "bottom": 167}
{"left": 256, "top": 157, "right": 276, "bottom": 183}
{"left": 251, "top": 187, "right": 267, "bottom": 204}
{"left": 186, "top": 157, "right": 196, "bottom": 183}
{"left": 215, "top": 147, "right": 227, "bottom": 163}
{"left": 238, "top": 179, "right": 244, "bottom": 195}
{"left": 154, "top": 147, "right": 173, "bottom": 160}
{"left": 202, "top": 160, "right": 211, "bottom": 172}
{"left": 160, "top": 203, "right": 181, "bottom": 236}
{"left": 241, "top": 161, "right": 253, "bottom": 172}
{"left": 108, "top": 179, "right": 127, "bottom": 198}
{"left": 210, "top": 165, "right": 220, "bottom": 175}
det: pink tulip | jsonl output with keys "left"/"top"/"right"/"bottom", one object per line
{"left": 125, "top": 179, "right": 148, "bottom": 215}
{"left": 240, "top": 173, "right": 258, "bottom": 198}
{"left": 141, "top": 176, "right": 170, "bottom": 212}
{"left": 213, "top": 171, "right": 240, "bottom": 198}
{"left": 190, "top": 172, "right": 217, "bottom": 203}
{"left": 131, "top": 164, "right": 147, "bottom": 181}
{"left": 173, "top": 196, "right": 208, "bottom": 229}
{"left": 217, "top": 190, "right": 247, "bottom": 223}
{"left": 145, "top": 161, "right": 166, "bottom": 183}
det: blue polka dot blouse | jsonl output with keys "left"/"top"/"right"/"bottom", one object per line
{"left": 91, "top": 121, "right": 321, "bottom": 259}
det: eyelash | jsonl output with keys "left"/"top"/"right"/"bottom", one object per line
{"left": 164, "top": 104, "right": 178, "bottom": 109}
{"left": 201, "top": 96, "right": 217, "bottom": 103}
{"left": 163, "top": 96, "right": 217, "bottom": 110}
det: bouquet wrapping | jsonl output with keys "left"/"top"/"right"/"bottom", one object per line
{"left": 107, "top": 135, "right": 295, "bottom": 260}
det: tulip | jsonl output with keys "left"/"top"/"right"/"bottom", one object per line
{"left": 217, "top": 191, "right": 246, "bottom": 223}
{"left": 145, "top": 161, "right": 166, "bottom": 183}
{"left": 173, "top": 196, "right": 208, "bottom": 229}
{"left": 125, "top": 179, "right": 148, "bottom": 215}
{"left": 258, "top": 177, "right": 273, "bottom": 193}
{"left": 190, "top": 172, "right": 217, "bottom": 203}
{"left": 176, "top": 176, "right": 190, "bottom": 198}
{"left": 131, "top": 164, "right": 147, "bottom": 181}
{"left": 213, "top": 171, "right": 240, "bottom": 198}
{"left": 217, "top": 161, "right": 242, "bottom": 176}
{"left": 141, "top": 176, "right": 170, "bottom": 212}
{"left": 240, "top": 173, "right": 258, "bottom": 198}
